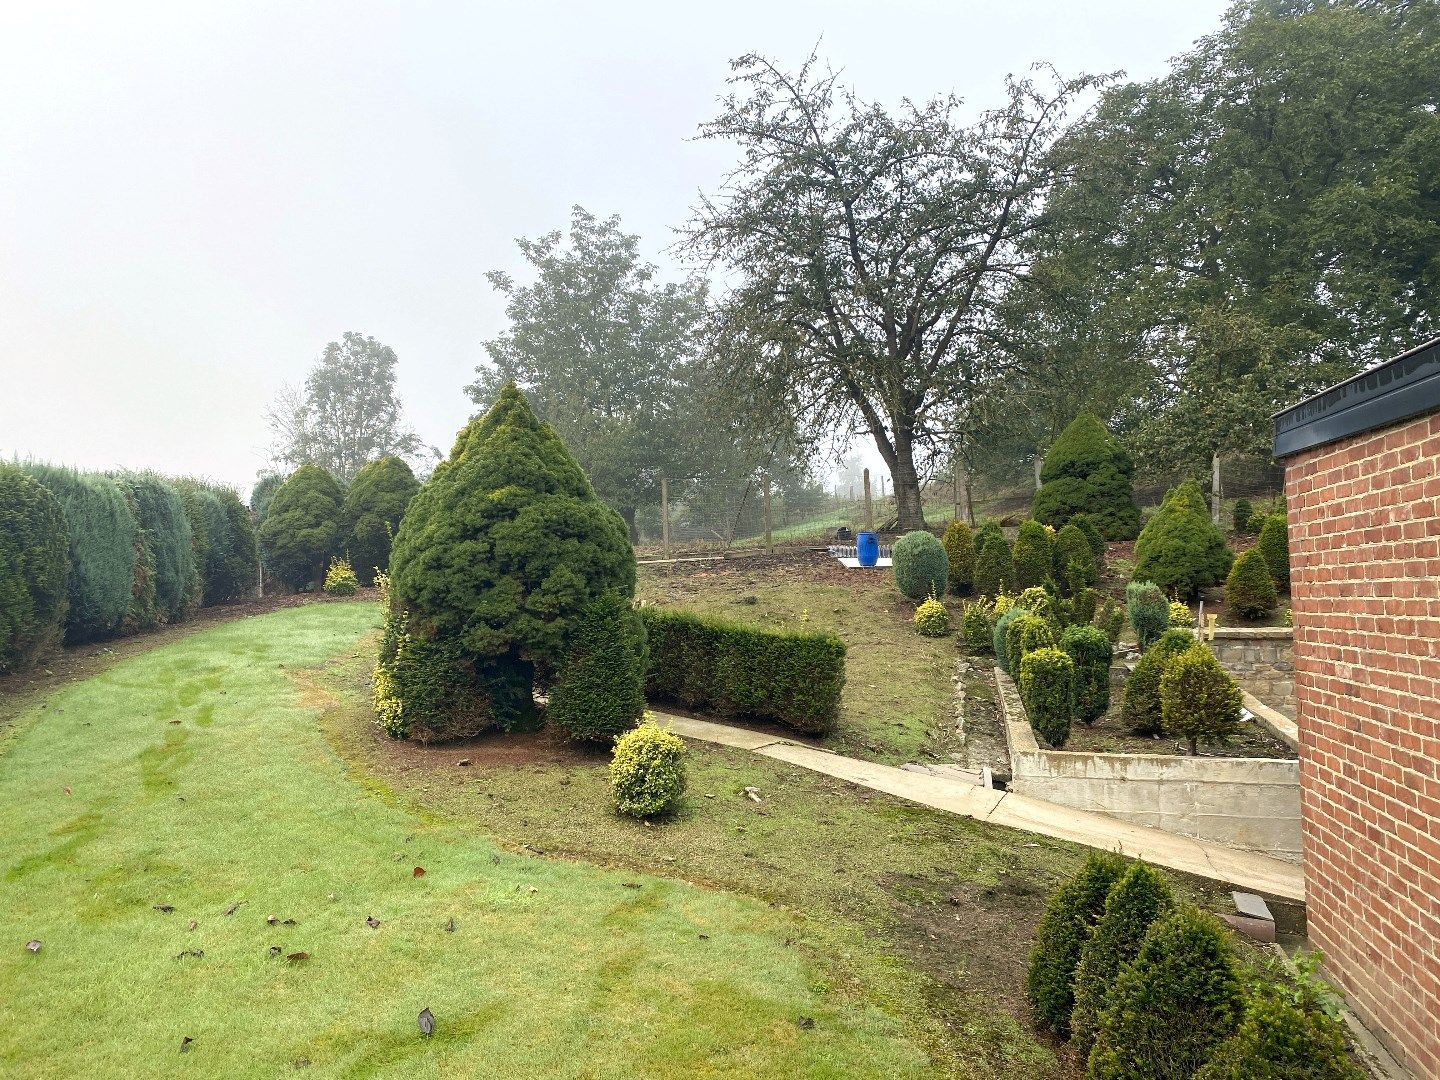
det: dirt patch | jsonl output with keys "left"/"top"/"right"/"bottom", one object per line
{"left": 1065, "top": 708, "right": 1297, "bottom": 759}
{"left": 366, "top": 718, "right": 606, "bottom": 770}
{"left": 959, "top": 657, "right": 1011, "bottom": 782}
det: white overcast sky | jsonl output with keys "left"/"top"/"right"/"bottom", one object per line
{"left": 0, "top": 0, "right": 1229, "bottom": 495}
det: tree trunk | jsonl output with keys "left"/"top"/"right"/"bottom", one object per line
{"left": 620, "top": 506, "right": 638, "bottom": 545}
{"left": 891, "top": 438, "right": 926, "bottom": 531}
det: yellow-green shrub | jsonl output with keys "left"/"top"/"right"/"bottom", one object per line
{"left": 1160, "top": 646, "right": 1242, "bottom": 756}
{"left": 914, "top": 595, "right": 950, "bottom": 637}
{"left": 610, "top": 721, "right": 687, "bottom": 818}
{"left": 323, "top": 557, "right": 360, "bottom": 596}
{"left": 1020, "top": 646, "right": 1074, "bottom": 748}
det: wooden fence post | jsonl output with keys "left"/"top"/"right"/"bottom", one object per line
{"left": 1212, "top": 451, "right": 1222, "bottom": 525}
{"left": 863, "top": 468, "right": 874, "bottom": 532}
{"left": 661, "top": 477, "right": 671, "bottom": 559}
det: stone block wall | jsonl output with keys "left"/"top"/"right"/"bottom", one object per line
{"left": 1208, "top": 627, "right": 1295, "bottom": 717}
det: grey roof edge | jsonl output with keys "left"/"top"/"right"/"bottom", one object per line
{"left": 1272, "top": 337, "right": 1440, "bottom": 458}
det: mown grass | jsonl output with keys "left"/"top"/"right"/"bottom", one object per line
{"left": 637, "top": 561, "right": 960, "bottom": 766}
{"left": 0, "top": 603, "right": 945, "bottom": 1078}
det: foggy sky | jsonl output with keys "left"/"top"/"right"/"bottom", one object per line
{"left": 0, "top": 1, "right": 1229, "bottom": 496}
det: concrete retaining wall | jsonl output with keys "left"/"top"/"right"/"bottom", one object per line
{"left": 1206, "top": 626, "right": 1295, "bottom": 717}
{"left": 996, "top": 670, "right": 1302, "bottom": 860}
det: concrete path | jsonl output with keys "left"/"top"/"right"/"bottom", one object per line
{"left": 653, "top": 712, "right": 1305, "bottom": 901}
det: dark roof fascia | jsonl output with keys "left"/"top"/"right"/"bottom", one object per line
{"left": 1272, "top": 337, "right": 1440, "bottom": 459}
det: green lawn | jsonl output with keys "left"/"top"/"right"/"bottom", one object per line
{"left": 0, "top": 603, "right": 942, "bottom": 1078}
{"left": 637, "top": 560, "right": 959, "bottom": 765}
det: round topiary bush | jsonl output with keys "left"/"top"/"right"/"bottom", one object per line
{"left": 1060, "top": 624, "right": 1113, "bottom": 724}
{"left": 22, "top": 464, "right": 139, "bottom": 643}
{"left": 941, "top": 520, "right": 976, "bottom": 594}
{"left": 973, "top": 533, "right": 1013, "bottom": 598}
{"left": 1125, "top": 580, "right": 1170, "bottom": 650}
{"left": 610, "top": 722, "right": 687, "bottom": 818}
{"left": 1087, "top": 906, "right": 1244, "bottom": 1080}
{"left": 257, "top": 465, "right": 344, "bottom": 591}
{"left": 1016, "top": 586, "right": 1058, "bottom": 624}
{"left": 1160, "top": 646, "right": 1242, "bottom": 756}
{"left": 339, "top": 455, "right": 419, "bottom": 585}
{"left": 1070, "top": 860, "right": 1174, "bottom": 1059}
{"left": 1133, "top": 480, "right": 1233, "bottom": 597}
{"left": 388, "top": 382, "right": 636, "bottom": 731}
{"left": 1032, "top": 412, "right": 1141, "bottom": 540}
{"left": 323, "top": 557, "right": 360, "bottom": 596}
{"left": 1194, "top": 990, "right": 1364, "bottom": 1080}
{"left": 893, "top": 530, "right": 949, "bottom": 601}
{"left": 913, "top": 595, "right": 950, "bottom": 637}
{"left": 1026, "top": 850, "right": 1128, "bottom": 1037}
{"left": 1120, "top": 628, "right": 1196, "bottom": 736}
{"left": 0, "top": 464, "right": 69, "bottom": 673}
{"left": 547, "top": 593, "right": 647, "bottom": 742}
{"left": 1256, "top": 513, "right": 1290, "bottom": 593}
{"left": 1225, "top": 547, "right": 1278, "bottom": 620}
{"left": 1019, "top": 646, "right": 1074, "bottom": 747}
{"left": 1012, "top": 520, "right": 1053, "bottom": 591}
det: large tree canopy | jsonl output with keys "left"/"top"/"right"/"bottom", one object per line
{"left": 266, "top": 332, "right": 431, "bottom": 484}
{"left": 685, "top": 51, "right": 1101, "bottom": 529}
{"left": 1016, "top": 0, "right": 1440, "bottom": 475}
{"left": 467, "top": 208, "right": 707, "bottom": 538}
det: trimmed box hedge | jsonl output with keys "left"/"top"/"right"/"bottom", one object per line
{"left": 639, "top": 607, "right": 845, "bottom": 735}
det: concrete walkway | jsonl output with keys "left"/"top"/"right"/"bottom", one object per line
{"left": 653, "top": 711, "right": 1305, "bottom": 901}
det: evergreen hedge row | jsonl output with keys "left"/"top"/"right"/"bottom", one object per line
{"left": 0, "top": 464, "right": 69, "bottom": 672}
{"left": 639, "top": 606, "right": 846, "bottom": 735}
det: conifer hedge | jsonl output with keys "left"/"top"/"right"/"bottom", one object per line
{"left": 973, "top": 533, "right": 1013, "bottom": 597}
{"left": 117, "top": 472, "right": 198, "bottom": 622}
{"left": 174, "top": 480, "right": 258, "bottom": 604}
{"left": 548, "top": 593, "right": 647, "bottom": 742}
{"left": 941, "top": 520, "right": 976, "bottom": 594}
{"left": 339, "top": 455, "right": 419, "bottom": 585}
{"left": 23, "top": 464, "right": 139, "bottom": 643}
{"left": 1012, "top": 520, "right": 1054, "bottom": 590}
{"left": 1224, "top": 548, "right": 1278, "bottom": 620}
{"left": 639, "top": 607, "right": 846, "bottom": 735}
{"left": 1032, "top": 412, "right": 1141, "bottom": 540}
{"left": 0, "top": 464, "right": 69, "bottom": 672}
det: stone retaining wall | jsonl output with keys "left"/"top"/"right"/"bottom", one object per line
{"left": 1206, "top": 627, "right": 1295, "bottom": 717}
{"left": 996, "top": 669, "right": 1302, "bottom": 860}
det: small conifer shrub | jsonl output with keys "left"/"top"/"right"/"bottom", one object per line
{"left": 257, "top": 464, "right": 344, "bottom": 591}
{"left": 323, "top": 557, "right": 360, "bottom": 596}
{"left": 1133, "top": 479, "right": 1233, "bottom": 596}
{"left": 973, "top": 533, "right": 1013, "bottom": 598}
{"left": 893, "top": 530, "right": 950, "bottom": 601}
{"left": 1032, "top": 412, "right": 1141, "bottom": 539}
{"left": 339, "top": 455, "right": 419, "bottom": 585}
{"left": 1061, "top": 624, "right": 1113, "bottom": 724}
{"left": 1071, "top": 513, "right": 1107, "bottom": 557}
{"left": 1256, "top": 514, "right": 1290, "bottom": 593}
{"left": 1020, "top": 646, "right": 1074, "bottom": 747}
{"left": 1070, "top": 860, "right": 1174, "bottom": 1058}
{"left": 941, "top": 520, "right": 976, "bottom": 594}
{"left": 1087, "top": 907, "right": 1244, "bottom": 1080}
{"left": 1231, "top": 498, "right": 1254, "bottom": 535}
{"left": 1005, "top": 612, "right": 1056, "bottom": 679}
{"left": 1012, "top": 520, "right": 1054, "bottom": 591}
{"left": 1055, "top": 523, "right": 1098, "bottom": 594}
{"left": 1120, "top": 628, "right": 1197, "bottom": 736}
{"left": 1126, "top": 580, "right": 1171, "bottom": 649}
{"left": 1026, "top": 851, "right": 1128, "bottom": 1036}
{"left": 914, "top": 594, "right": 950, "bottom": 637}
{"left": 1194, "top": 990, "right": 1364, "bottom": 1080}
{"left": 961, "top": 599, "right": 994, "bottom": 650}
{"left": 610, "top": 722, "right": 687, "bottom": 818}
{"left": 1160, "top": 646, "right": 1242, "bottom": 756}
{"left": 993, "top": 605, "right": 1024, "bottom": 672}
{"left": 1225, "top": 548, "right": 1278, "bottom": 619}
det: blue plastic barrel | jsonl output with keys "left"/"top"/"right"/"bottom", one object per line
{"left": 856, "top": 531, "right": 879, "bottom": 567}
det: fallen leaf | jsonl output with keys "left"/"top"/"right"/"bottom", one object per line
{"left": 444, "top": 917, "right": 455, "bottom": 933}
{"left": 417, "top": 1008, "right": 435, "bottom": 1036}
{"left": 456, "top": 759, "right": 472, "bottom": 767}
{"left": 412, "top": 867, "right": 425, "bottom": 878}
{"left": 25, "top": 940, "right": 41, "bottom": 953}
{"left": 175, "top": 949, "right": 204, "bottom": 960}
{"left": 286, "top": 951, "right": 309, "bottom": 962}
{"left": 223, "top": 901, "right": 245, "bottom": 916}
{"left": 698, "top": 934, "right": 710, "bottom": 940}
{"left": 153, "top": 904, "right": 175, "bottom": 914}
{"left": 168, "top": 720, "right": 182, "bottom": 725}
{"left": 62, "top": 787, "right": 71, "bottom": 796}
{"left": 269, "top": 946, "right": 282, "bottom": 956}
{"left": 621, "top": 882, "right": 641, "bottom": 889}
{"left": 365, "top": 916, "right": 380, "bottom": 929}
{"left": 282, "top": 918, "right": 297, "bottom": 926}
{"left": 187, "top": 920, "right": 198, "bottom": 931}
{"left": 796, "top": 1017, "right": 815, "bottom": 1030}
{"left": 266, "top": 915, "right": 278, "bottom": 925}
{"left": 180, "top": 1036, "right": 194, "bottom": 1053}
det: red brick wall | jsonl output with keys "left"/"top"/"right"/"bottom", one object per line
{"left": 1284, "top": 410, "right": 1440, "bottom": 1080}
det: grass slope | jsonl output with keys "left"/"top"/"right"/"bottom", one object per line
{"left": 0, "top": 603, "right": 931, "bottom": 1078}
